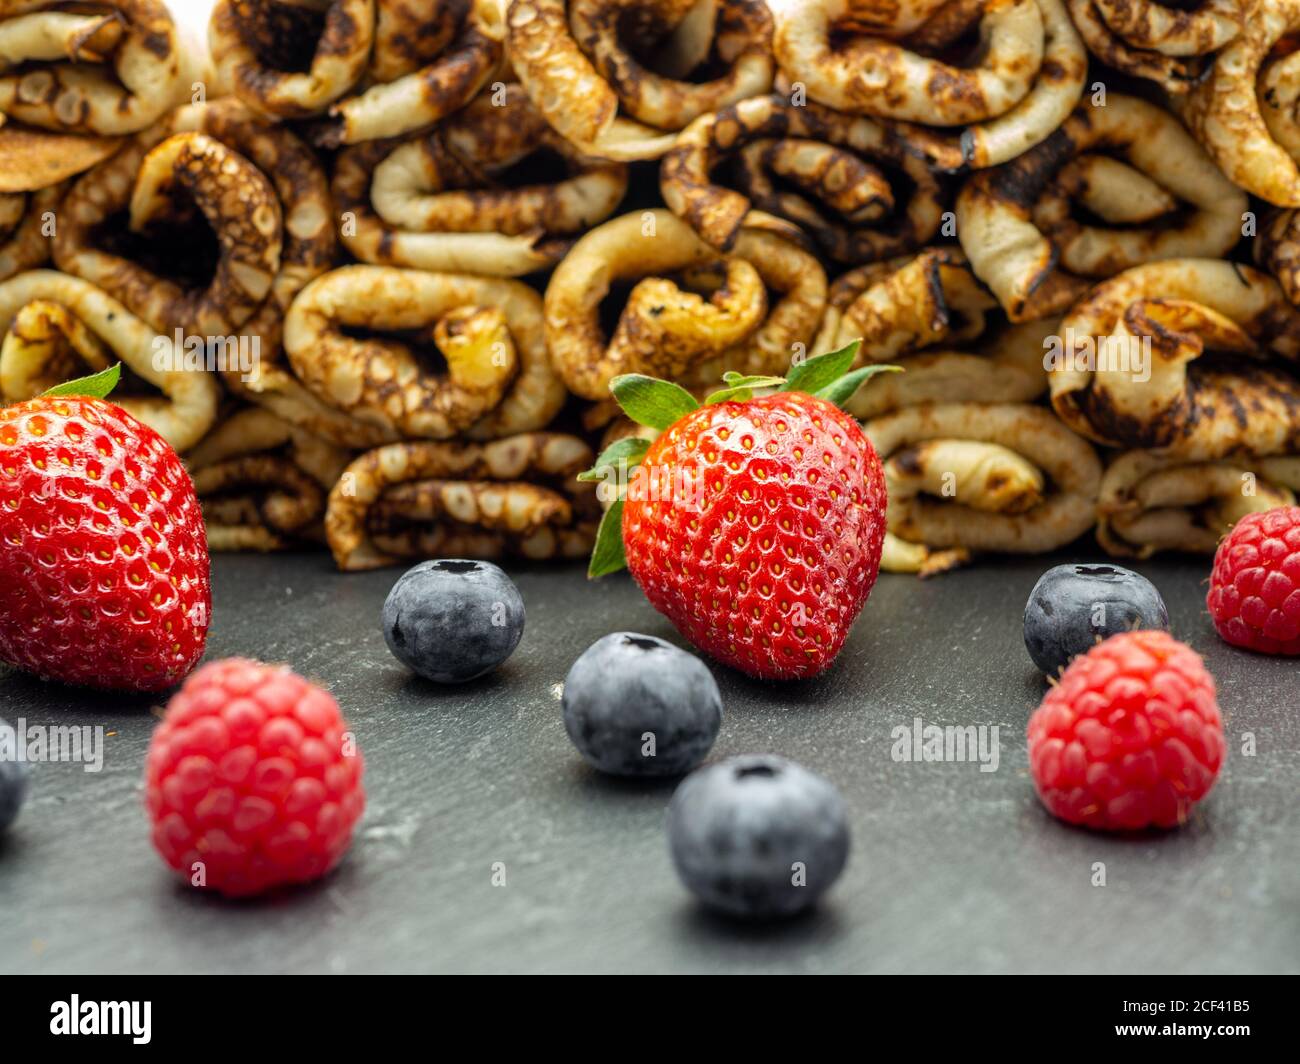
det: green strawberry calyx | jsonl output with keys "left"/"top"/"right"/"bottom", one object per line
{"left": 38, "top": 363, "right": 121, "bottom": 400}
{"left": 581, "top": 340, "right": 899, "bottom": 578}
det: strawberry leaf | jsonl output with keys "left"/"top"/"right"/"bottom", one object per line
{"left": 703, "top": 374, "right": 786, "bottom": 405}
{"left": 781, "top": 340, "right": 861, "bottom": 396}
{"left": 588, "top": 499, "right": 627, "bottom": 579}
{"left": 815, "top": 363, "right": 902, "bottom": 409}
{"left": 40, "top": 363, "right": 120, "bottom": 400}
{"left": 576, "top": 437, "right": 650, "bottom": 482}
{"left": 609, "top": 374, "right": 698, "bottom": 430}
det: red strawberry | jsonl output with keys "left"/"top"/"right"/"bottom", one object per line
{"left": 584, "top": 346, "right": 891, "bottom": 680}
{"left": 0, "top": 372, "right": 210, "bottom": 691}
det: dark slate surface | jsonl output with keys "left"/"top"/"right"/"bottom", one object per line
{"left": 0, "top": 551, "right": 1296, "bottom": 974}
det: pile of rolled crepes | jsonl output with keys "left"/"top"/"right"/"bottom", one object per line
{"left": 4, "top": 0, "right": 1300, "bottom": 574}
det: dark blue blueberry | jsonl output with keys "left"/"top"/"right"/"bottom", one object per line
{"left": 562, "top": 633, "right": 721, "bottom": 777}
{"left": 667, "top": 755, "right": 850, "bottom": 919}
{"left": 382, "top": 559, "right": 525, "bottom": 683}
{"left": 0, "top": 718, "right": 29, "bottom": 833}
{"left": 1024, "top": 562, "right": 1170, "bottom": 676}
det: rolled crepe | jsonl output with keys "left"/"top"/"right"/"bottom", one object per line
{"left": 54, "top": 99, "right": 337, "bottom": 341}
{"left": 332, "top": 84, "right": 627, "bottom": 276}
{"left": 505, "top": 0, "right": 773, "bottom": 161}
{"left": 1098, "top": 449, "right": 1300, "bottom": 557}
{"left": 1181, "top": 2, "right": 1300, "bottom": 206}
{"left": 863, "top": 402, "right": 1103, "bottom": 575}
{"left": 325, "top": 431, "right": 599, "bottom": 571}
{"left": 958, "top": 93, "right": 1247, "bottom": 322}
{"left": 1050, "top": 259, "right": 1300, "bottom": 459}
{"left": 771, "top": 0, "right": 1087, "bottom": 169}
{"left": 209, "top": 0, "right": 375, "bottom": 121}
{"left": 284, "top": 265, "right": 567, "bottom": 443}
{"left": 812, "top": 249, "right": 1056, "bottom": 420}
{"left": 0, "top": 0, "right": 189, "bottom": 135}
{"left": 1067, "top": 0, "right": 1241, "bottom": 94}
{"left": 544, "top": 209, "right": 825, "bottom": 398}
{"left": 315, "top": 0, "right": 499, "bottom": 145}
{"left": 661, "top": 92, "right": 943, "bottom": 263}
{"left": 0, "top": 269, "right": 219, "bottom": 452}
{"left": 187, "top": 406, "right": 352, "bottom": 552}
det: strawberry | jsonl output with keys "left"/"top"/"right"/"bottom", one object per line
{"left": 0, "top": 366, "right": 210, "bottom": 691}
{"left": 583, "top": 344, "right": 892, "bottom": 680}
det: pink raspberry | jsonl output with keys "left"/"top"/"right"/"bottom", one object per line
{"left": 145, "top": 658, "right": 364, "bottom": 896}
{"left": 1027, "top": 631, "right": 1224, "bottom": 831}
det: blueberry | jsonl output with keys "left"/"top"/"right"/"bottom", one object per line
{"left": 382, "top": 559, "right": 525, "bottom": 683}
{"left": 0, "top": 718, "right": 29, "bottom": 833}
{"left": 667, "top": 755, "right": 850, "bottom": 919}
{"left": 562, "top": 633, "right": 721, "bottom": 776}
{"left": 1024, "top": 562, "right": 1170, "bottom": 676}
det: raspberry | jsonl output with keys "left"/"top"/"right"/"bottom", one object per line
{"left": 1207, "top": 505, "right": 1300, "bottom": 655}
{"left": 145, "top": 659, "right": 365, "bottom": 897}
{"left": 1027, "top": 631, "right": 1225, "bottom": 831}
